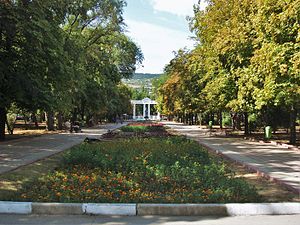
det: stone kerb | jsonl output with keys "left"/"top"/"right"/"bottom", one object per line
{"left": 0, "top": 201, "right": 32, "bottom": 214}
{"left": 1, "top": 202, "right": 300, "bottom": 216}
{"left": 83, "top": 203, "right": 136, "bottom": 215}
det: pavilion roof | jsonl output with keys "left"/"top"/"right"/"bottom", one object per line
{"left": 131, "top": 98, "right": 157, "bottom": 104}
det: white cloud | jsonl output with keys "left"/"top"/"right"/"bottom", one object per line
{"left": 126, "top": 19, "right": 195, "bottom": 73}
{"left": 150, "top": 0, "right": 207, "bottom": 17}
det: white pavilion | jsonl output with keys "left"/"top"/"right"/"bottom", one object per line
{"left": 131, "top": 98, "right": 160, "bottom": 120}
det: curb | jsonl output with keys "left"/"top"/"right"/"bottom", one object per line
{"left": 32, "top": 203, "right": 82, "bottom": 215}
{"left": 0, "top": 202, "right": 31, "bottom": 214}
{"left": 226, "top": 203, "right": 300, "bottom": 216}
{"left": 1, "top": 202, "right": 300, "bottom": 216}
{"left": 137, "top": 204, "right": 227, "bottom": 216}
{"left": 83, "top": 203, "right": 136, "bottom": 215}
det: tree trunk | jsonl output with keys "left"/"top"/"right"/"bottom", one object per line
{"left": 219, "top": 111, "right": 223, "bottom": 129}
{"left": 57, "top": 112, "right": 63, "bottom": 130}
{"left": 39, "top": 111, "right": 45, "bottom": 122}
{"left": 244, "top": 112, "right": 249, "bottom": 135}
{"left": 71, "top": 108, "right": 78, "bottom": 125}
{"left": 236, "top": 114, "right": 241, "bottom": 130}
{"left": 23, "top": 114, "right": 28, "bottom": 130}
{"left": 231, "top": 113, "right": 236, "bottom": 130}
{"left": 5, "top": 117, "right": 13, "bottom": 135}
{"left": 198, "top": 113, "right": 202, "bottom": 126}
{"left": 289, "top": 107, "right": 297, "bottom": 145}
{"left": 0, "top": 107, "right": 6, "bottom": 141}
{"left": 32, "top": 113, "right": 39, "bottom": 128}
{"left": 47, "top": 111, "right": 55, "bottom": 131}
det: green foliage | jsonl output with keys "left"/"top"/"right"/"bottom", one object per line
{"left": 156, "top": 0, "right": 299, "bottom": 141}
{"left": 222, "top": 114, "right": 232, "bottom": 127}
{"left": 248, "top": 113, "right": 258, "bottom": 132}
{"left": 0, "top": 0, "right": 143, "bottom": 138}
{"left": 18, "top": 137, "right": 260, "bottom": 203}
{"left": 130, "top": 86, "right": 150, "bottom": 100}
{"left": 6, "top": 113, "right": 16, "bottom": 135}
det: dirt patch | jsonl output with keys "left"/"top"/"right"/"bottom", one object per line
{"left": 232, "top": 164, "right": 300, "bottom": 202}
{"left": 3, "top": 128, "right": 63, "bottom": 142}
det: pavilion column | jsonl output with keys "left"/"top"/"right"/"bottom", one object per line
{"left": 157, "top": 111, "right": 161, "bottom": 120}
{"left": 143, "top": 104, "right": 145, "bottom": 118}
{"left": 133, "top": 104, "right": 136, "bottom": 119}
{"left": 148, "top": 104, "right": 151, "bottom": 119}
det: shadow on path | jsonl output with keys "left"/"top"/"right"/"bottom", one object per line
{"left": 0, "top": 123, "right": 126, "bottom": 175}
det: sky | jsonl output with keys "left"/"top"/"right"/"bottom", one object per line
{"left": 123, "top": 0, "right": 207, "bottom": 74}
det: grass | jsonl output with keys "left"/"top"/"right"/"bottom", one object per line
{"left": 11, "top": 137, "right": 260, "bottom": 203}
{"left": 0, "top": 154, "right": 63, "bottom": 201}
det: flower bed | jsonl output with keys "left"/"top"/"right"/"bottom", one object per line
{"left": 120, "top": 123, "right": 164, "bottom": 133}
{"left": 127, "top": 123, "right": 163, "bottom": 127}
{"left": 17, "top": 137, "right": 260, "bottom": 203}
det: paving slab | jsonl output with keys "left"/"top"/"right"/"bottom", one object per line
{"left": 0, "top": 123, "right": 126, "bottom": 175}
{"left": 163, "top": 122, "right": 300, "bottom": 194}
{"left": 1, "top": 215, "right": 300, "bottom": 225}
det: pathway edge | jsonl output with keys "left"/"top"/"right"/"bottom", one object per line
{"left": 1, "top": 202, "right": 300, "bottom": 216}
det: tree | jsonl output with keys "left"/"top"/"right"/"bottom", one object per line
{"left": 0, "top": 0, "right": 143, "bottom": 140}
{"left": 249, "top": 0, "right": 300, "bottom": 143}
{"left": 158, "top": 0, "right": 299, "bottom": 143}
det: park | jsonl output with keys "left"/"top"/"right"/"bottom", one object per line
{"left": 0, "top": 0, "right": 300, "bottom": 224}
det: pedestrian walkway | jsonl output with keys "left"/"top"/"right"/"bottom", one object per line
{"left": 0, "top": 123, "right": 126, "bottom": 175}
{"left": 1, "top": 214, "right": 300, "bottom": 225}
{"left": 163, "top": 122, "right": 300, "bottom": 194}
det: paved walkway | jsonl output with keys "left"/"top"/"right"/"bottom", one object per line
{"left": 1, "top": 215, "right": 300, "bottom": 225}
{"left": 163, "top": 122, "right": 300, "bottom": 194}
{"left": 0, "top": 123, "right": 126, "bottom": 174}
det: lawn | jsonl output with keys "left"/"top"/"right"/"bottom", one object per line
{"left": 15, "top": 136, "right": 260, "bottom": 203}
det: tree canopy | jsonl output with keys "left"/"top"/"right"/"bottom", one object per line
{"left": 0, "top": 0, "right": 143, "bottom": 140}
{"left": 156, "top": 0, "right": 300, "bottom": 144}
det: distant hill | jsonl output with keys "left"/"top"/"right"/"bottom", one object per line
{"left": 131, "top": 73, "right": 162, "bottom": 80}
{"left": 122, "top": 73, "right": 162, "bottom": 90}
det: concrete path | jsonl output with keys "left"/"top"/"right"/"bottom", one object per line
{"left": 0, "top": 215, "right": 300, "bottom": 225}
{"left": 0, "top": 123, "right": 126, "bottom": 175}
{"left": 163, "top": 122, "right": 300, "bottom": 194}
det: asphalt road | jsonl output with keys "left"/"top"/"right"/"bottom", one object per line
{"left": 0, "top": 215, "right": 300, "bottom": 225}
